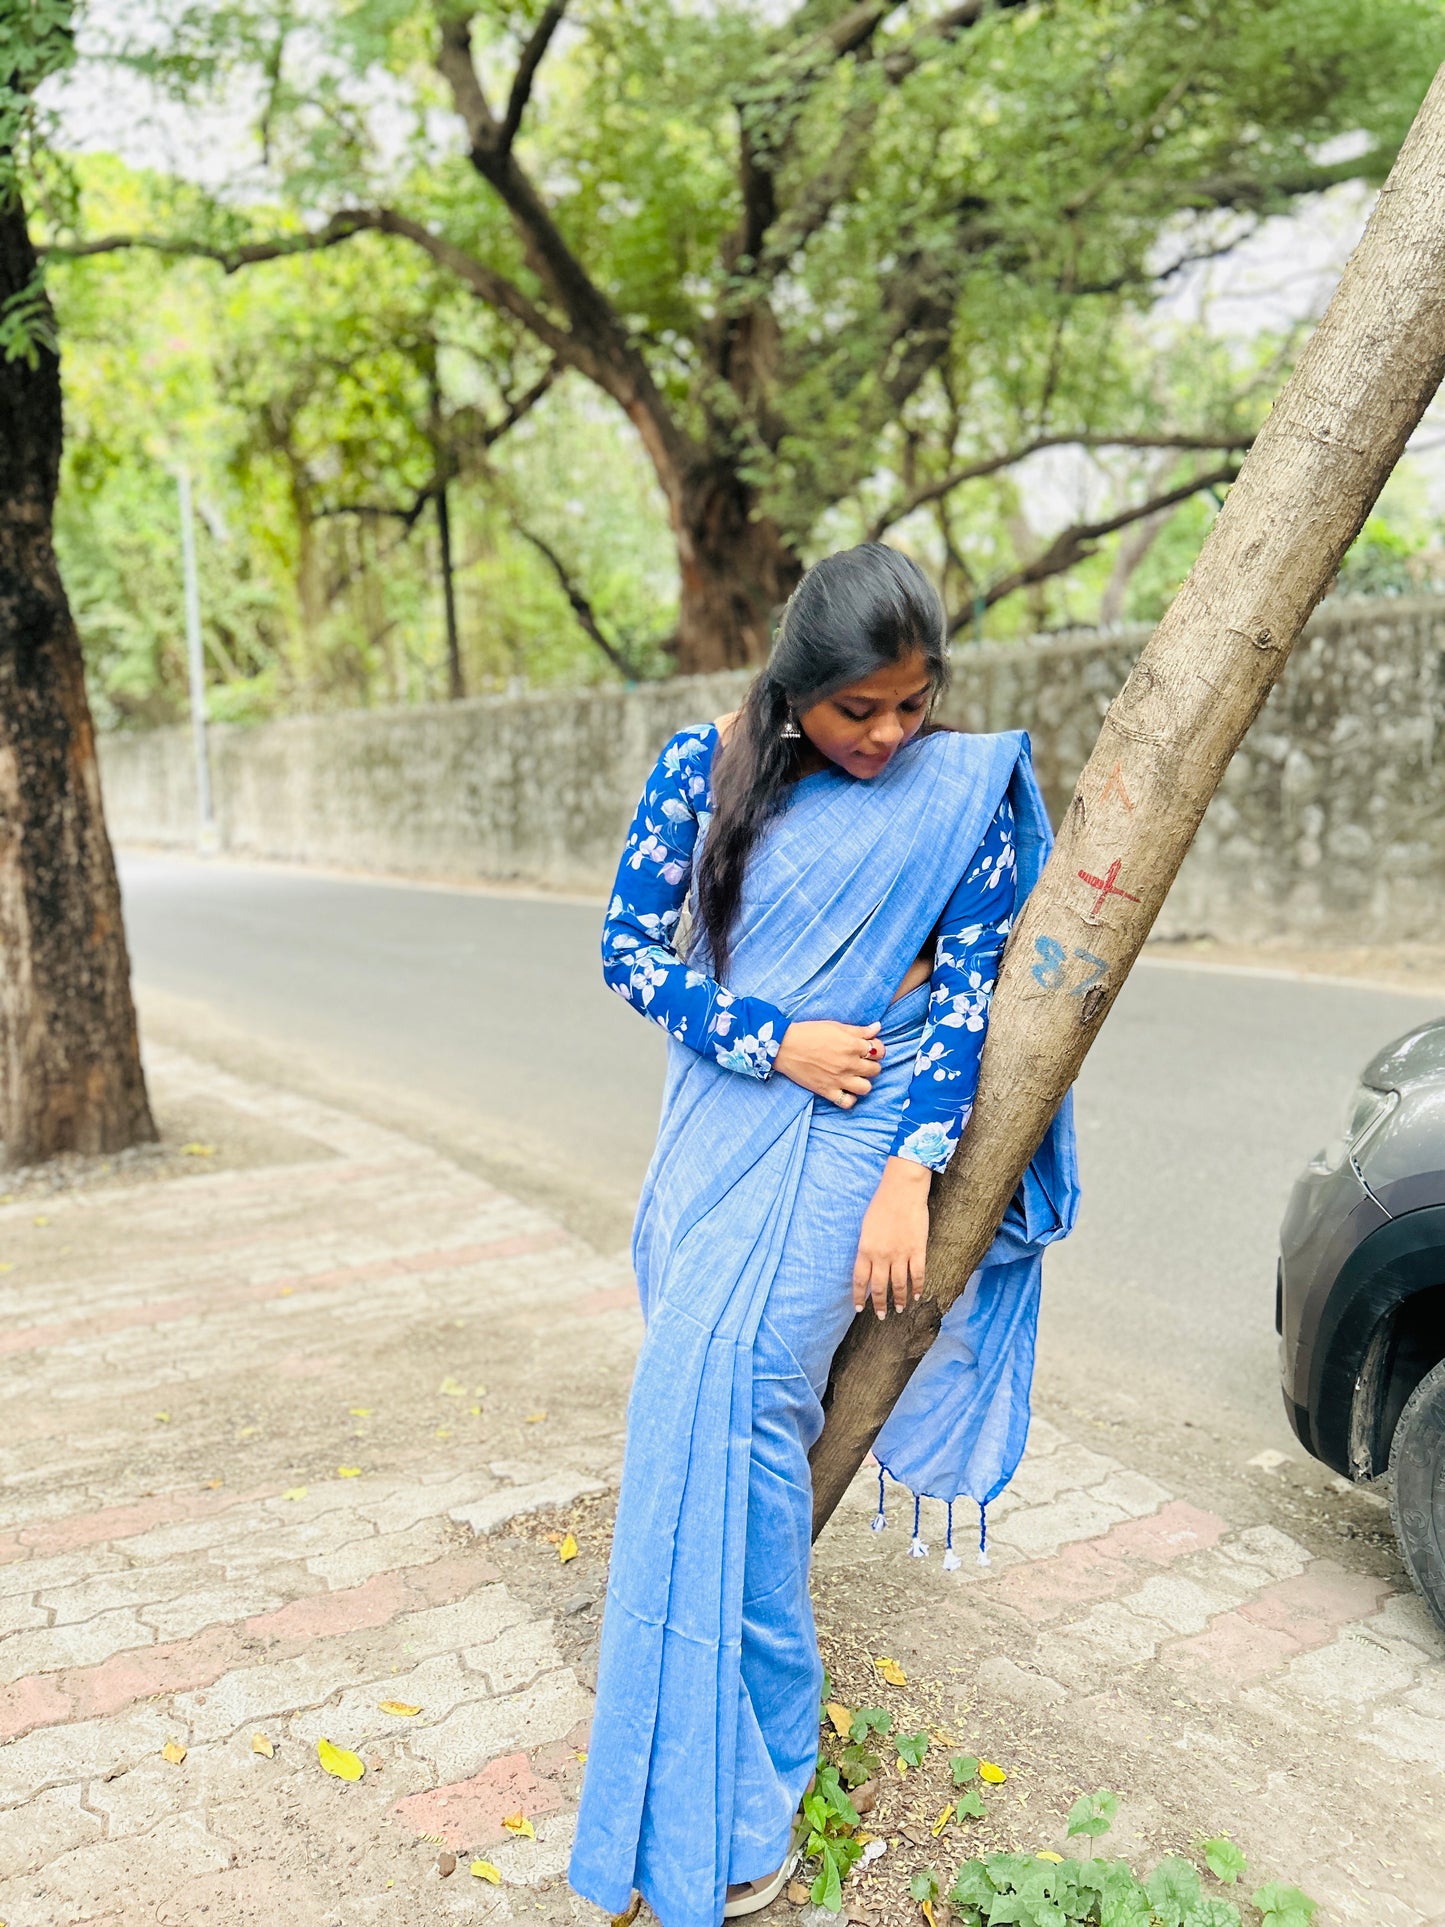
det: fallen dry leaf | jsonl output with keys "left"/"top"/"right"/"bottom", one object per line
{"left": 930, "top": 1804, "right": 955, "bottom": 1837}
{"left": 316, "top": 1737, "right": 364, "bottom": 1782}
{"left": 921, "top": 1901, "right": 937, "bottom": 1927}
{"left": 282, "top": 1487, "right": 308, "bottom": 1502}
{"left": 434, "top": 1428, "right": 452, "bottom": 1441}
{"left": 559, "top": 1533, "right": 579, "bottom": 1563}
{"left": 501, "top": 1812, "right": 536, "bottom": 1839}
{"left": 161, "top": 1741, "right": 187, "bottom": 1765}
{"left": 204, "top": 1479, "right": 223, "bottom": 1490}
{"left": 251, "top": 1733, "right": 275, "bottom": 1758}
{"left": 470, "top": 1860, "right": 502, "bottom": 1884}
{"left": 853, "top": 1779, "right": 878, "bottom": 1816}
{"left": 153, "top": 1413, "right": 171, "bottom": 1424}
{"left": 438, "top": 1851, "right": 457, "bottom": 1877}
{"left": 378, "top": 1700, "right": 421, "bottom": 1718}
{"left": 525, "top": 1412, "right": 548, "bottom": 1424}
{"left": 439, "top": 1377, "right": 466, "bottom": 1398}
{"left": 349, "top": 1407, "right": 372, "bottom": 1417}
{"left": 237, "top": 1426, "right": 259, "bottom": 1439}
{"left": 873, "top": 1656, "right": 907, "bottom": 1687}
{"left": 825, "top": 1701, "right": 854, "bottom": 1739}
{"left": 32, "top": 1215, "right": 48, "bottom": 1227}
{"left": 336, "top": 1466, "right": 362, "bottom": 1478}
{"left": 978, "top": 1760, "right": 1007, "bottom": 1784}
{"left": 1036, "top": 1852, "right": 1064, "bottom": 1864}
{"left": 787, "top": 1882, "right": 811, "bottom": 1906}
{"left": 180, "top": 1142, "right": 217, "bottom": 1157}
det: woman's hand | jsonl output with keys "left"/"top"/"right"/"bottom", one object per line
{"left": 773, "top": 1020, "right": 885, "bottom": 1108}
{"left": 853, "top": 1157, "right": 931, "bottom": 1318}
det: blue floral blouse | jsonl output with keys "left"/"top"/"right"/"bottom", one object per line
{"left": 601, "top": 723, "right": 1016, "bottom": 1173}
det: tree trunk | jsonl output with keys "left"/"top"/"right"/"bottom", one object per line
{"left": 436, "top": 478, "right": 464, "bottom": 700}
{"left": 672, "top": 465, "right": 802, "bottom": 674}
{"left": 0, "top": 199, "right": 156, "bottom": 1165}
{"left": 809, "top": 63, "right": 1445, "bottom": 1536}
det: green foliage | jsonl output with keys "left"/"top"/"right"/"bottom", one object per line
{"left": 953, "top": 1754, "right": 982, "bottom": 1785}
{"left": 946, "top": 1794, "right": 1313, "bottom": 1927}
{"left": 896, "top": 1731, "right": 930, "bottom": 1769}
{"left": 1201, "top": 1840, "right": 1247, "bottom": 1887}
{"left": 1069, "top": 1793, "right": 1121, "bottom": 1841}
{"left": 0, "top": 263, "right": 56, "bottom": 365}
{"left": 1250, "top": 1886, "right": 1317, "bottom": 1927}
{"left": 911, "top": 1870, "right": 941, "bottom": 1903}
{"left": 802, "top": 1765, "right": 864, "bottom": 1913}
{"left": 955, "top": 1787, "right": 988, "bottom": 1821}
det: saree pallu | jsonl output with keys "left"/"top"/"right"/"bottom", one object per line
{"left": 570, "top": 731, "right": 1078, "bottom": 1927}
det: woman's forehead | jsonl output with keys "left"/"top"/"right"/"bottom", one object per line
{"left": 830, "top": 651, "right": 932, "bottom": 701}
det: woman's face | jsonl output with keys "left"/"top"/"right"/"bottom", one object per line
{"left": 798, "top": 649, "right": 933, "bottom": 781}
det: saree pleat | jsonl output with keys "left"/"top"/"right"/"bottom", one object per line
{"left": 570, "top": 732, "right": 1078, "bottom": 1927}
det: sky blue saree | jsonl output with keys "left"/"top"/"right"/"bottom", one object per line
{"left": 570, "top": 729, "right": 1078, "bottom": 1927}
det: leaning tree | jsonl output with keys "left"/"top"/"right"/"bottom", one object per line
{"left": 0, "top": 0, "right": 154, "bottom": 1164}
{"left": 810, "top": 59, "right": 1445, "bottom": 1532}
{"left": 71, "top": 0, "right": 1441, "bottom": 669}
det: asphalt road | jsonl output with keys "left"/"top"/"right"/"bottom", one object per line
{"left": 117, "top": 851, "right": 1444, "bottom": 1457}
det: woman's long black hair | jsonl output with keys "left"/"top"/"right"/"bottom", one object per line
{"left": 694, "top": 541, "right": 951, "bottom": 981}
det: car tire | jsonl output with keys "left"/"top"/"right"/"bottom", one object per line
{"left": 1389, "top": 1356, "right": 1445, "bottom": 1636}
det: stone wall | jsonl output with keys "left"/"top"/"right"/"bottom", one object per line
{"left": 97, "top": 596, "right": 1445, "bottom": 941}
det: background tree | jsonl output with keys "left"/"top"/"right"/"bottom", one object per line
{"left": 0, "top": 0, "right": 154, "bottom": 1163}
{"left": 51, "top": 160, "right": 681, "bottom": 719}
{"left": 67, "top": 0, "right": 1442, "bottom": 671}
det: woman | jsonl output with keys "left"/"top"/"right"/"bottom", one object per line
{"left": 570, "top": 544, "right": 1077, "bottom": 1927}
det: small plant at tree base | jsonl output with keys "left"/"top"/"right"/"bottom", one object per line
{"left": 1200, "top": 1839, "right": 1248, "bottom": 1887}
{"left": 838, "top": 1706, "right": 892, "bottom": 1788}
{"left": 947, "top": 1791, "right": 1319, "bottom": 1927}
{"left": 801, "top": 1764, "right": 864, "bottom": 1911}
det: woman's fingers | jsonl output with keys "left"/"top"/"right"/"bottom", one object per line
{"left": 891, "top": 1258, "right": 910, "bottom": 1315}
{"left": 839, "top": 1071, "right": 873, "bottom": 1095}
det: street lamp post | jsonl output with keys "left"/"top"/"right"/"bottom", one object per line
{"left": 177, "top": 466, "right": 218, "bottom": 853}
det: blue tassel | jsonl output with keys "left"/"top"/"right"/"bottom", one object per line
{"left": 942, "top": 1499, "right": 961, "bottom": 1571}
{"left": 977, "top": 1503, "right": 991, "bottom": 1568}
{"left": 870, "top": 1466, "right": 887, "bottom": 1533}
{"left": 908, "top": 1491, "right": 929, "bottom": 1559}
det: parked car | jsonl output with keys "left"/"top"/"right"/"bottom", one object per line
{"left": 1278, "top": 1016, "right": 1445, "bottom": 1632}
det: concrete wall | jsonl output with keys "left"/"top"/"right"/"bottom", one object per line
{"left": 98, "top": 596, "right": 1445, "bottom": 941}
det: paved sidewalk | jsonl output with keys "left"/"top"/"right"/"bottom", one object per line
{"left": 1, "top": 1050, "right": 1442, "bottom": 1926}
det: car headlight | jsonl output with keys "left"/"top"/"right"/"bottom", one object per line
{"left": 1312, "top": 1082, "right": 1400, "bottom": 1173}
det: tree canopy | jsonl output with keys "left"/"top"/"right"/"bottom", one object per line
{"left": 31, "top": 0, "right": 1445, "bottom": 711}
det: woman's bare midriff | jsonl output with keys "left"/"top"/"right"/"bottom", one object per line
{"left": 890, "top": 950, "right": 933, "bottom": 1004}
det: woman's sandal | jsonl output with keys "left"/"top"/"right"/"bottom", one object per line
{"left": 721, "top": 1773, "right": 816, "bottom": 1919}
{"left": 721, "top": 1844, "right": 803, "bottom": 1919}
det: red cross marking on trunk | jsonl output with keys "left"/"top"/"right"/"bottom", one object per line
{"left": 1077, "top": 858, "right": 1140, "bottom": 918}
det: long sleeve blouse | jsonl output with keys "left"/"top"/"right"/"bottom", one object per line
{"left": 600, "top": 723, "right": 1016, "bottom": 1173}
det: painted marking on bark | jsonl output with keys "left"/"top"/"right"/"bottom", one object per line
{"left": 1100, "top": 762, "right": 1135, "bottom": 811}
{"left": 1031, "top": 937, "right": 1109, "bottom": 996}
{"left": 1077, "top": 858, "right": 1140, "bottom": 918}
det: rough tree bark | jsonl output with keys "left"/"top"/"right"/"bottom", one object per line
{"left": 810, "top": 64, "right": 1445, "bottom": 1535}
{"left": 0, "top": 200, "right": 155, "bottom": 1165}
